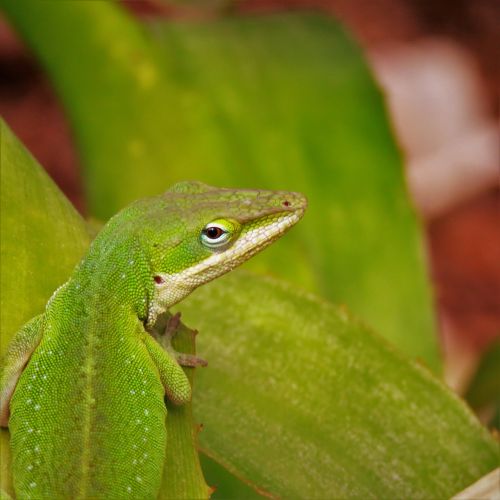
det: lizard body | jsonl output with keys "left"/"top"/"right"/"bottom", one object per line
{"left": 0, "top": 181, "right": 306, "bottom": 499}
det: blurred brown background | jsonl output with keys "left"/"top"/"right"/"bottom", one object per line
{"left": 1, "top": 0, "right": 498, "bottom": 388}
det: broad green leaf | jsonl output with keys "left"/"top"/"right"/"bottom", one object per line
{"left": 0, "top": 121, "right": 208, "bottom": 499}
{"left": 0, "top": 0, "right": 440, "bottom": 371}
{"left": 180, "top": 273, "right": 498, "bottom": 499}
{"left": 0, "top": 119, "right": 91, "bottom": 354}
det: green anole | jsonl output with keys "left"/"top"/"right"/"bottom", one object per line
{"left": 0, "top": 181, "right": 306, "bottom": 499}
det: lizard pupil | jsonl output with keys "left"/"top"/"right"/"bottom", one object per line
{"left": 205, "top": 227, "right": 224, "bottom": 239}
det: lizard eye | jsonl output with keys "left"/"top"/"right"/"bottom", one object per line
{"left": 201, "top": 219, "right": 239, "bottom": 249}
{"left": 205, "top": 226, "right": 225, "bottom": 239}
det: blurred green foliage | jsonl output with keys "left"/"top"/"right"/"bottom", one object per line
{"left": 1, "top": 0, "right": 440, "bottom": 372}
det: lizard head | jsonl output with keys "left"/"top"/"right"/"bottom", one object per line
{"left": 143, "top": 181, "right": 307, "bottom": 322}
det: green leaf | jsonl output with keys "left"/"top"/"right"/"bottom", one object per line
{"left": 0, "top": 0, "right": 440, "bottom": 371}
{"left": 0, "top": 120, "right": 91, "bottom": 354}
{"left": 0, "top": 120, "right": 208, "bottom": 499}
{"left": 0, "top": 486, "right": 12, "bottom": 500}
{"left": 180, "top": 273, "right": 498, "bottom": 499}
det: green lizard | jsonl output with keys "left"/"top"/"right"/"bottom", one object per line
{"left": 0, "top": 181, "right": 306, "bottom": 499}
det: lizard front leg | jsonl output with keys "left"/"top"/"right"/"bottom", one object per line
{"left": 0, "top": 315, "right": 44, "bottom": 427}
{"left": 147, "top": 312, "right": 207, "bottom": 368}
{"left": 142, "top": 331, "right": 192, "bottom": 406}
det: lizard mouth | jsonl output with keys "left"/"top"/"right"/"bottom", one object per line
{"left": 235, "top": 208, "right": 305, "bottom": 258}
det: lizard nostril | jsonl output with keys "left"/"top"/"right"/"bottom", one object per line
{"left": 153, "top": 275, "right": 164, "bottom": 284}
{"left": 283, "top": 200, "right": 291, "bottom": 207}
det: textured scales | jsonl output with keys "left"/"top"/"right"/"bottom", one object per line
{"left": 0, "top": 181, "right": 306, "bottom": 499}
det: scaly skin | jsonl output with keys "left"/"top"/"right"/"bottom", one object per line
{"left": 0, "top": 181, "right": 306, "bottom": 499}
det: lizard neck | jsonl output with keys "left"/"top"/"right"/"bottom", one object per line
{"left": 69, "top": 237, "right": 154, "bottom": 323}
